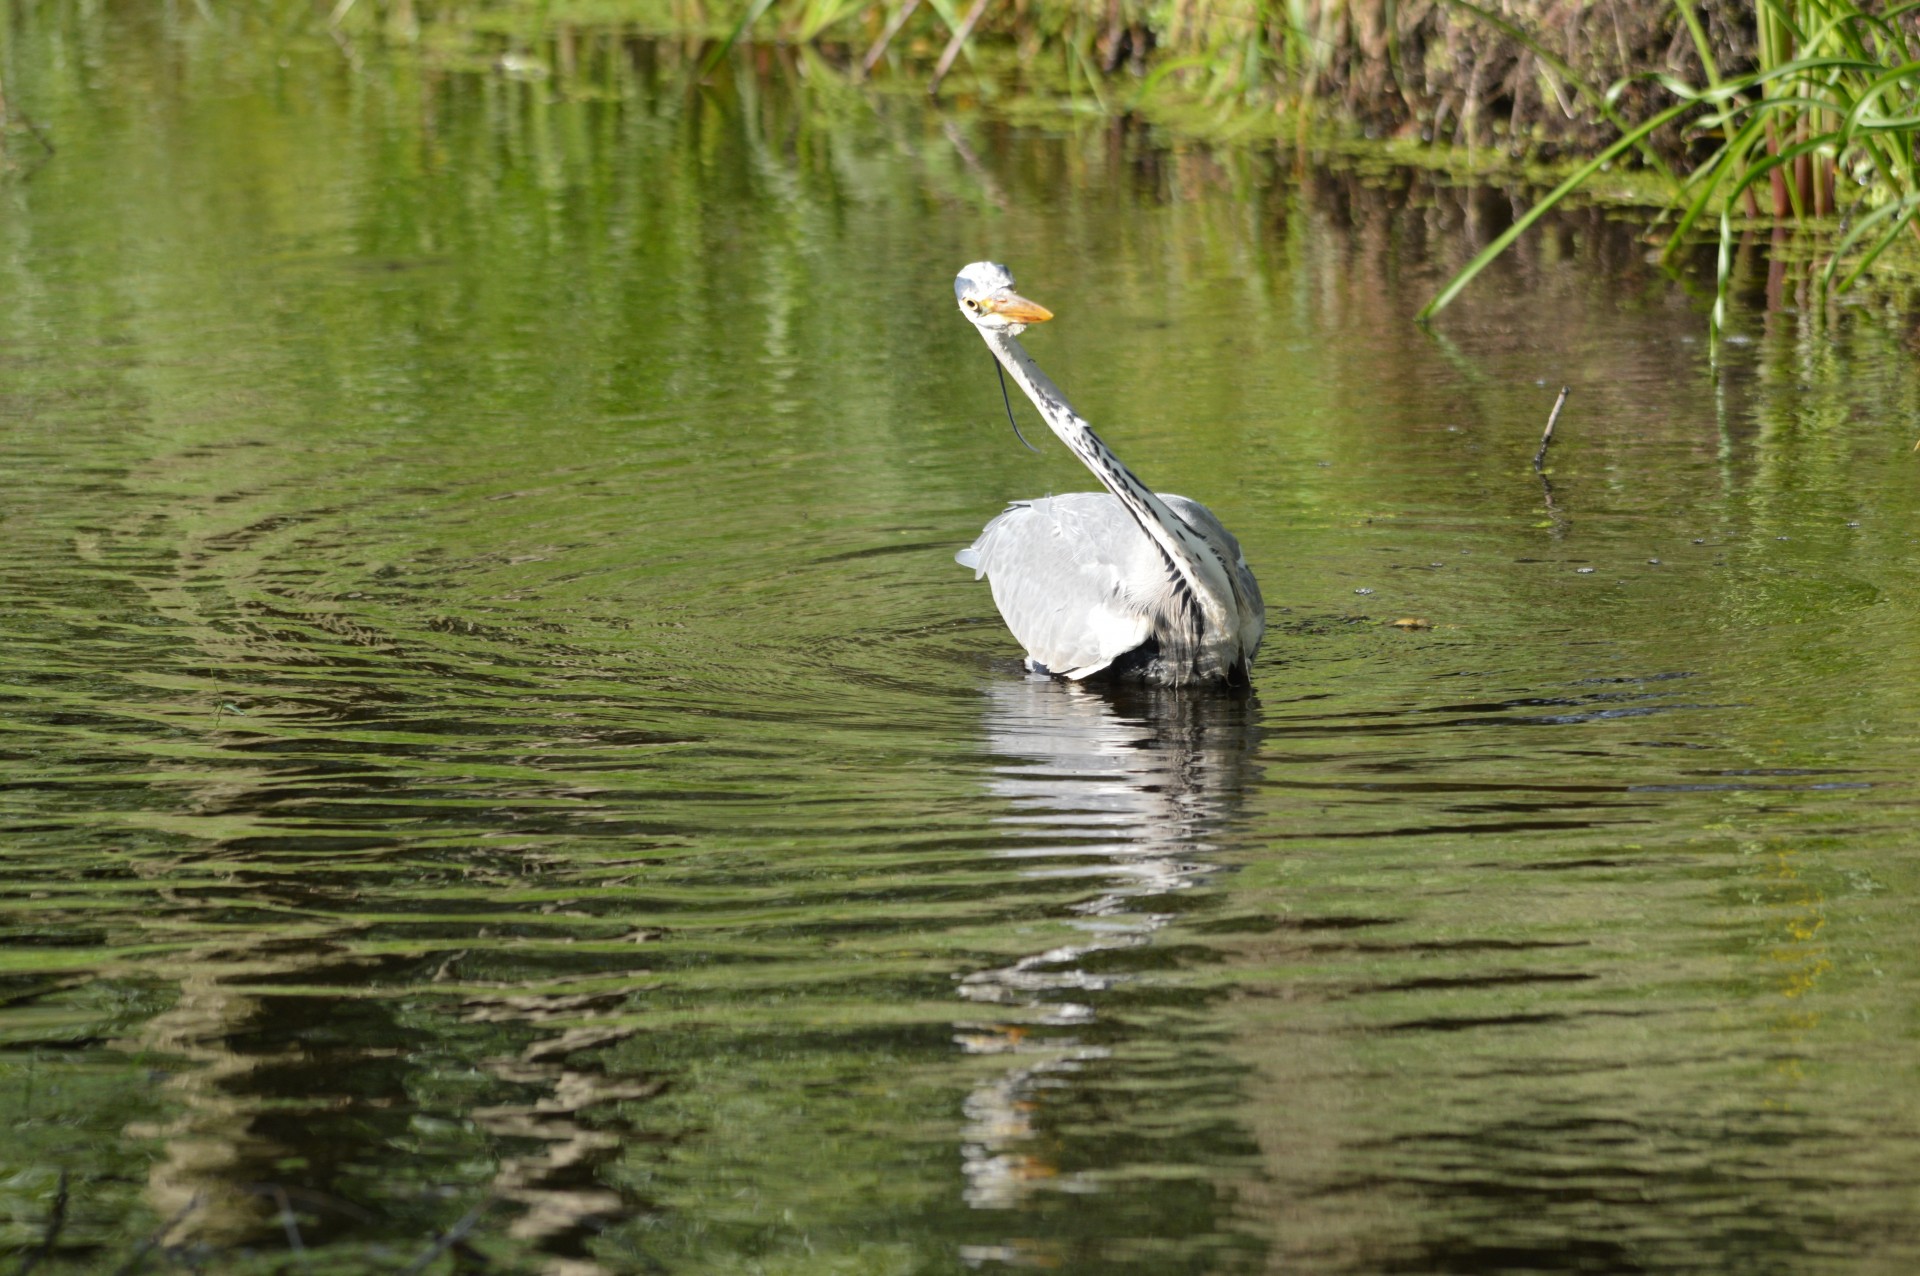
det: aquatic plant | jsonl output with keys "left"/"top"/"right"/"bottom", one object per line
{"left": 1423, "top": 1, "right": 1920, "bottom": 335}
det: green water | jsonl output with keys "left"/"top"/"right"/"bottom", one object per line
{"left": 4, "top": 13, "right": 1920, "bottom": 1274}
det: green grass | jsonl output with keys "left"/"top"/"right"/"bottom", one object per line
{"left": 1424, "top": 0, "right": 1920, "bottom": 340}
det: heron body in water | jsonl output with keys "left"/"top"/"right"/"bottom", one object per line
{"left": 953, "top": 262, "right": 1265, "bottom": 687}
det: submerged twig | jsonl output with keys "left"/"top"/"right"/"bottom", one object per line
{"left": 1537, "top": 467, "right": 1563, "bottom": 536}
{"left": 1533, "top": 385, "right": 1569, "bottom": 472}
{"left": 1532, "top": 386, "right": 1571, "bottom": 538}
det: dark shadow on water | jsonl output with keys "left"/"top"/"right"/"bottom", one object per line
{"left": 122, "top": 939, "right": 663, "bottom": 1270}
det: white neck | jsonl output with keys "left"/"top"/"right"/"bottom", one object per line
{"left": 981, "top": 326, "right": 1234, "bottom": 632}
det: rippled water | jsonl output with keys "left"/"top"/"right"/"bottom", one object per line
{"left": 4, "top": 13, "right": 1919, "bottom": 1274}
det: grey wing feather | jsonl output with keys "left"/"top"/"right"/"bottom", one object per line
{"left": 956, "top": 493, "right": 1162, "bottom": 678}
{"left": 1161, "top": 494, "right": 1266, "bottom": 662}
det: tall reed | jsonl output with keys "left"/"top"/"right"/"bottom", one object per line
{"left": 1424, "top": 1, "right": 1920, "bottom": 337}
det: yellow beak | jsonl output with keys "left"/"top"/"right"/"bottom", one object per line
{"left": 985, "top": 291, "right": 1054, "bottom": 324}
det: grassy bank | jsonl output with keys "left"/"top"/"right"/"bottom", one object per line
{"left": 312, "top": 0, "right": 1745, "bottom": 153}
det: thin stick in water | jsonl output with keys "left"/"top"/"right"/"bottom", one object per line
{"left": 859, "top": 0, "right": 922, "bottom": 78}
{"left": 929, "top": 0, "right": 993, "bottom": 97}
{"left": 1533, "top": 385, "right": 1570, "bottom": 472}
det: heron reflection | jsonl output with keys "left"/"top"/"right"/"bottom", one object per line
{"left": 955, "top": 677, "right": 1260, "bottom": 1213}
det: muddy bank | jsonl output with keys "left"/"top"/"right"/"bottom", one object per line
{"left": 1251, "top": 0, "right": 1751, "bottom": 153}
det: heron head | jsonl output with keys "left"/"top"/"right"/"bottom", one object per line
{"left": 955, "top": 261, "right": 1054, "bottom": 334}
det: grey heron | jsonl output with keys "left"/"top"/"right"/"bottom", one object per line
{"left": 952, "top": 261, "right": 1265, "bottom": 686}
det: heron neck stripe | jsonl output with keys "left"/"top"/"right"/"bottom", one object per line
{"left": 986, "top": 326, "right": 1227, "bottom": 641}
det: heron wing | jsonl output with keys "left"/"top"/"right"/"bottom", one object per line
{"left": 1162, "top": 494, "right": 1266, "bottom": 664}
{"left": 956, "top": 493, "right": 1162, "bottom": 679}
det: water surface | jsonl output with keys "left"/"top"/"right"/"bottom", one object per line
{"left": 3, "top": 15, "right": 1919, "bottom": 1273}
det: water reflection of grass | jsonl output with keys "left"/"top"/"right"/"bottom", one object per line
{"left": 107, "top": 0, "right": 1920, "bottom": 338}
